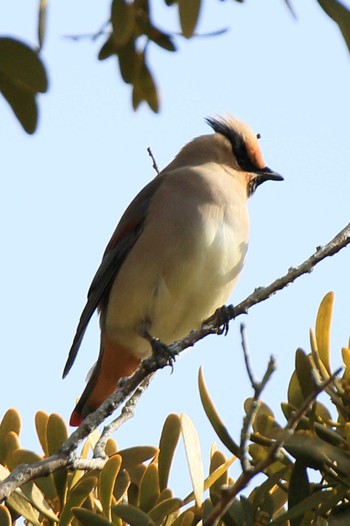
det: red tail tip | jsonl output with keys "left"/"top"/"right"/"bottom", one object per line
{"left": 69, "top": 410, "right": 83, "bottom": 427}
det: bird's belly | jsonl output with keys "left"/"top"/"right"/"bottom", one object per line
{"left": 151, "top": 219, "right": 248, "bottom": 342}
{"left": 105, "top": 213, "right": 248, "bottom": 358}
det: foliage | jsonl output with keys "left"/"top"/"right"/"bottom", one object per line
{"left": 1, "top": 0, "right": 350, "bottom": 133}
{"left": 1, "top": 292, "right": 350, "bottom": 525}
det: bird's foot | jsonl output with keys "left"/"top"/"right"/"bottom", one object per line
{"left": 144, "top": 332, "right": 178, "bottom": 373}
{"left": 213, "top": 304, "right": 235, "bottom": 335}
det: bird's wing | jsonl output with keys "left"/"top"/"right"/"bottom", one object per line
{"left": 62, "top": 174, "right": 164, "bottom": 378}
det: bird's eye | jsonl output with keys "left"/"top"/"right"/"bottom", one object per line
{"left": 256, "top": 133, "right": 261, "bottom": 140}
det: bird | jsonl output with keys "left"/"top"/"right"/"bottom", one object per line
{"left": 63, "top": 115, "right": 283, "bottom": 427}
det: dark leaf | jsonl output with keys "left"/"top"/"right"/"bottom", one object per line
{"left": 0, "top": 409, "right": 21, "bottom": 465}
{"left": 158, "top": 414, "right": 181, "bottom": 491}
{"left": 73, "top": 507, "right": 115, "bottom": 526}
{"left": 0, "top": 74, "right": 37, "bottom": 133}
{"left": 98, "top": 37, "right": 117, "bottom": 61}
{"left": 295, "top": 349, "right": 316, "bottom": 401}
{"left": 288, "top": 460, "right": 310, "bottom": 526}
{"left": 118, "top": 39, "right": 137, "bottom": 83}
{"left": 146, "top": 27, "right": 176, "bottom": 51}
{"left": 111, "top": 0, "right": 135, "bottom": 47}
{"left": 317, "top": 0, "right": 350, "bottom": 52}
{"left": 274, "top": 490, "right": 331, "bottom": 524}
{"left": 0, "top": 37, "right": 48, "bottom": 92}
{"left": 113, "top": 503, "right": 155, "bottom": 526}
{"left": 138, "top": 53, "right": 159, "bottom": 112}
{"left": 178, "top": 0, "right": 201, "bottom": 38}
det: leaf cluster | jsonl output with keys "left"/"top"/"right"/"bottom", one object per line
{"left": 1, "top": 292, "right": 350, "bottom": 526}
{"left": 1, "top": 0, "right": 350, "bottom": 133}
{"left": 0, "top": 409, "right": 236, "bottom": 525}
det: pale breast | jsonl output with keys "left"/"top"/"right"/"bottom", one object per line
{"left": 104, "top": 164, "right": 249, "bottom": 357}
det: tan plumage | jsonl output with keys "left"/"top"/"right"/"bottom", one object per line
{"left": 64, "top": 115, "right": 283, "bottom": 426}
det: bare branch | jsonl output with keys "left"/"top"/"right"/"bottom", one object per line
{"left": 239, "top": 323, "right": 276, "bottom": 472}
{"left": 93, "top": 373, "right": 155, "bottom": 458}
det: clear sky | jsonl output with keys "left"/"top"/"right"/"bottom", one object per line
{"left": 1, "top": 0, "right": 350, "bottom": 496}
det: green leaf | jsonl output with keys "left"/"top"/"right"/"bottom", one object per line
{"left": 118, "top": 446, "right": 158, "bottom": 469}
{"left": 183, "top": 455, "right": 235, "bottom": 505}
{"left": 251, "top": 466, "right": 289, "bottom": 513}
{"left": 317, "top": 0, "right": 350, "bottom": 52}
{"left": 209, "top": 450, "right": 228, "bottom": 502}
{"left": 118, "top": 39, "right": 136, "bottom": 84}
{"left": 315, "top": 291, "right": 334, "bottom": 375}
{"left": 47, "top": 413, "right": 68, "bottom": 505}
{"left": 287, "top": 370, "right": 304, "bottom": 409}
{"left": 342, "top": 347, "right": 350, "bottom": 382}
{"left": 0, "top": 409, "right": 21, "bottom": 464}
{"left": 35, "top": 411, "right": 49, "bottom": 456}
{"left": 181, "top": 413, "right": 204, "bottom": 508}
{"left": 47, "top": 413, "right": 68, "bottom": 454}
{"left": 328, "top": 507, "right": 350, "bottom": 525}
{"left": 60, "top": 475, "right": 98, "bottom": 526}
{"left": 138, "top": 54, "right": 159, "bottom": 112}
{"left": 148, "top": 497, "right": 183, "bottom": 524}
{"left": 73, "top": 507, "right": 115, "bottom": 526}
{"left": 11, "top": 449, "right": 56, "bottom": 501}
{"left": 0, "top": 37, "right": 48, "bottom": 92}
{"left": 139, "top": 463, "right": 160, "bottom": 512}
{"left": 19, "top": 480, "right": 58, "bottom": 522}
{"left": 178, "top": 0, "right": 201, "bottom": 38}
{"left": 198, "top": 367, "right": 239, "bottom": 456}
{"left": 286, "top": 431, "right": 350, "bottom": 473}
{"left": 105, "top": 438, "right": 118, "bottom": 457}
{"left": 288, "top": 461, "right": 310, "bottom": 526}
{"left": 98, "top": 37, "right": 117, "bottom": 61}
{"left": 273, "top": 489, "right": 331, "bottom": 524}
{"left": 6, "top": 490, "right": 41, "bottom": 526}
{"left": 1, "top": 431, "right": 20, "bottom": 470}
{"left": 148, "top": 28, "right": 176, "bottom": 52}
{"left": 170, "top": 510, "right": 195, "bottom": 526}
{"left": 114, "top": 469, "right": 130, "bottom": 502}
{"left": 127, "top": 463, "right": 147, "bottom": 487}
{"left": 0, "top": 73, "right": 38, "bottom": 133}
{"left": 156, "top": 488, "right": 173, "bottom": 503}
{"left": 0, "top": 506, "right": 12, "bottom": 526}
{"left": 113, "top": 503, "right": 155, "bottom": 526}
{"left": 158, "top": 413, "right": 181, "bottom": 491}
{"left": 111, "top": 0, "right": 135, "bottom": 46}
{"left": 295, "top": 349, "right": 316, "bottom": 400}
{"left": 99, "top": 455, "right": 122, "bottom": 521}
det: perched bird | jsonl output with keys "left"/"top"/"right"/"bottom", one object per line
{"left": 63, "top": 115, "right": 283, "bottom": 426}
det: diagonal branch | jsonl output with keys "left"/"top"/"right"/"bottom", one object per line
{"left": 0, "top": 222, "right": 349, "bottom": 501}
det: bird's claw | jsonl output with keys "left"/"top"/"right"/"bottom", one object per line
{"left": 214, "top": 304, "right": 235, "bottom": 335}
{"left": 145, "top": 332, "right": 178, "bottom": 373}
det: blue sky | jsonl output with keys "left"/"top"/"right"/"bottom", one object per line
{"left": 1, "top": 0, "right": 350, "bottom": 495}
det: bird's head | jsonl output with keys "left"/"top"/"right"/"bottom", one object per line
{"left": 205, "top": 115, "right": 284, "bottom": 196}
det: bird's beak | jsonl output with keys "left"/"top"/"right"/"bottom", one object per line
{"left": 254, "top": 167, "right": 284, "bottom": 188}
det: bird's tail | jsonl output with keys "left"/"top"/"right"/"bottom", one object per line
{"left": 69, "top": 336, "right": 141, "bottom": 426}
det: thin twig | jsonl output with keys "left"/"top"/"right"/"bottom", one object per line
{"left": 239, "top": 323, "right": 276, "bottom": 472}
{"left": 93, "top": 374, "right": 155, "bottom": 458}
{"left": 147, "top": 147, "right": 160, "bottom": 174}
